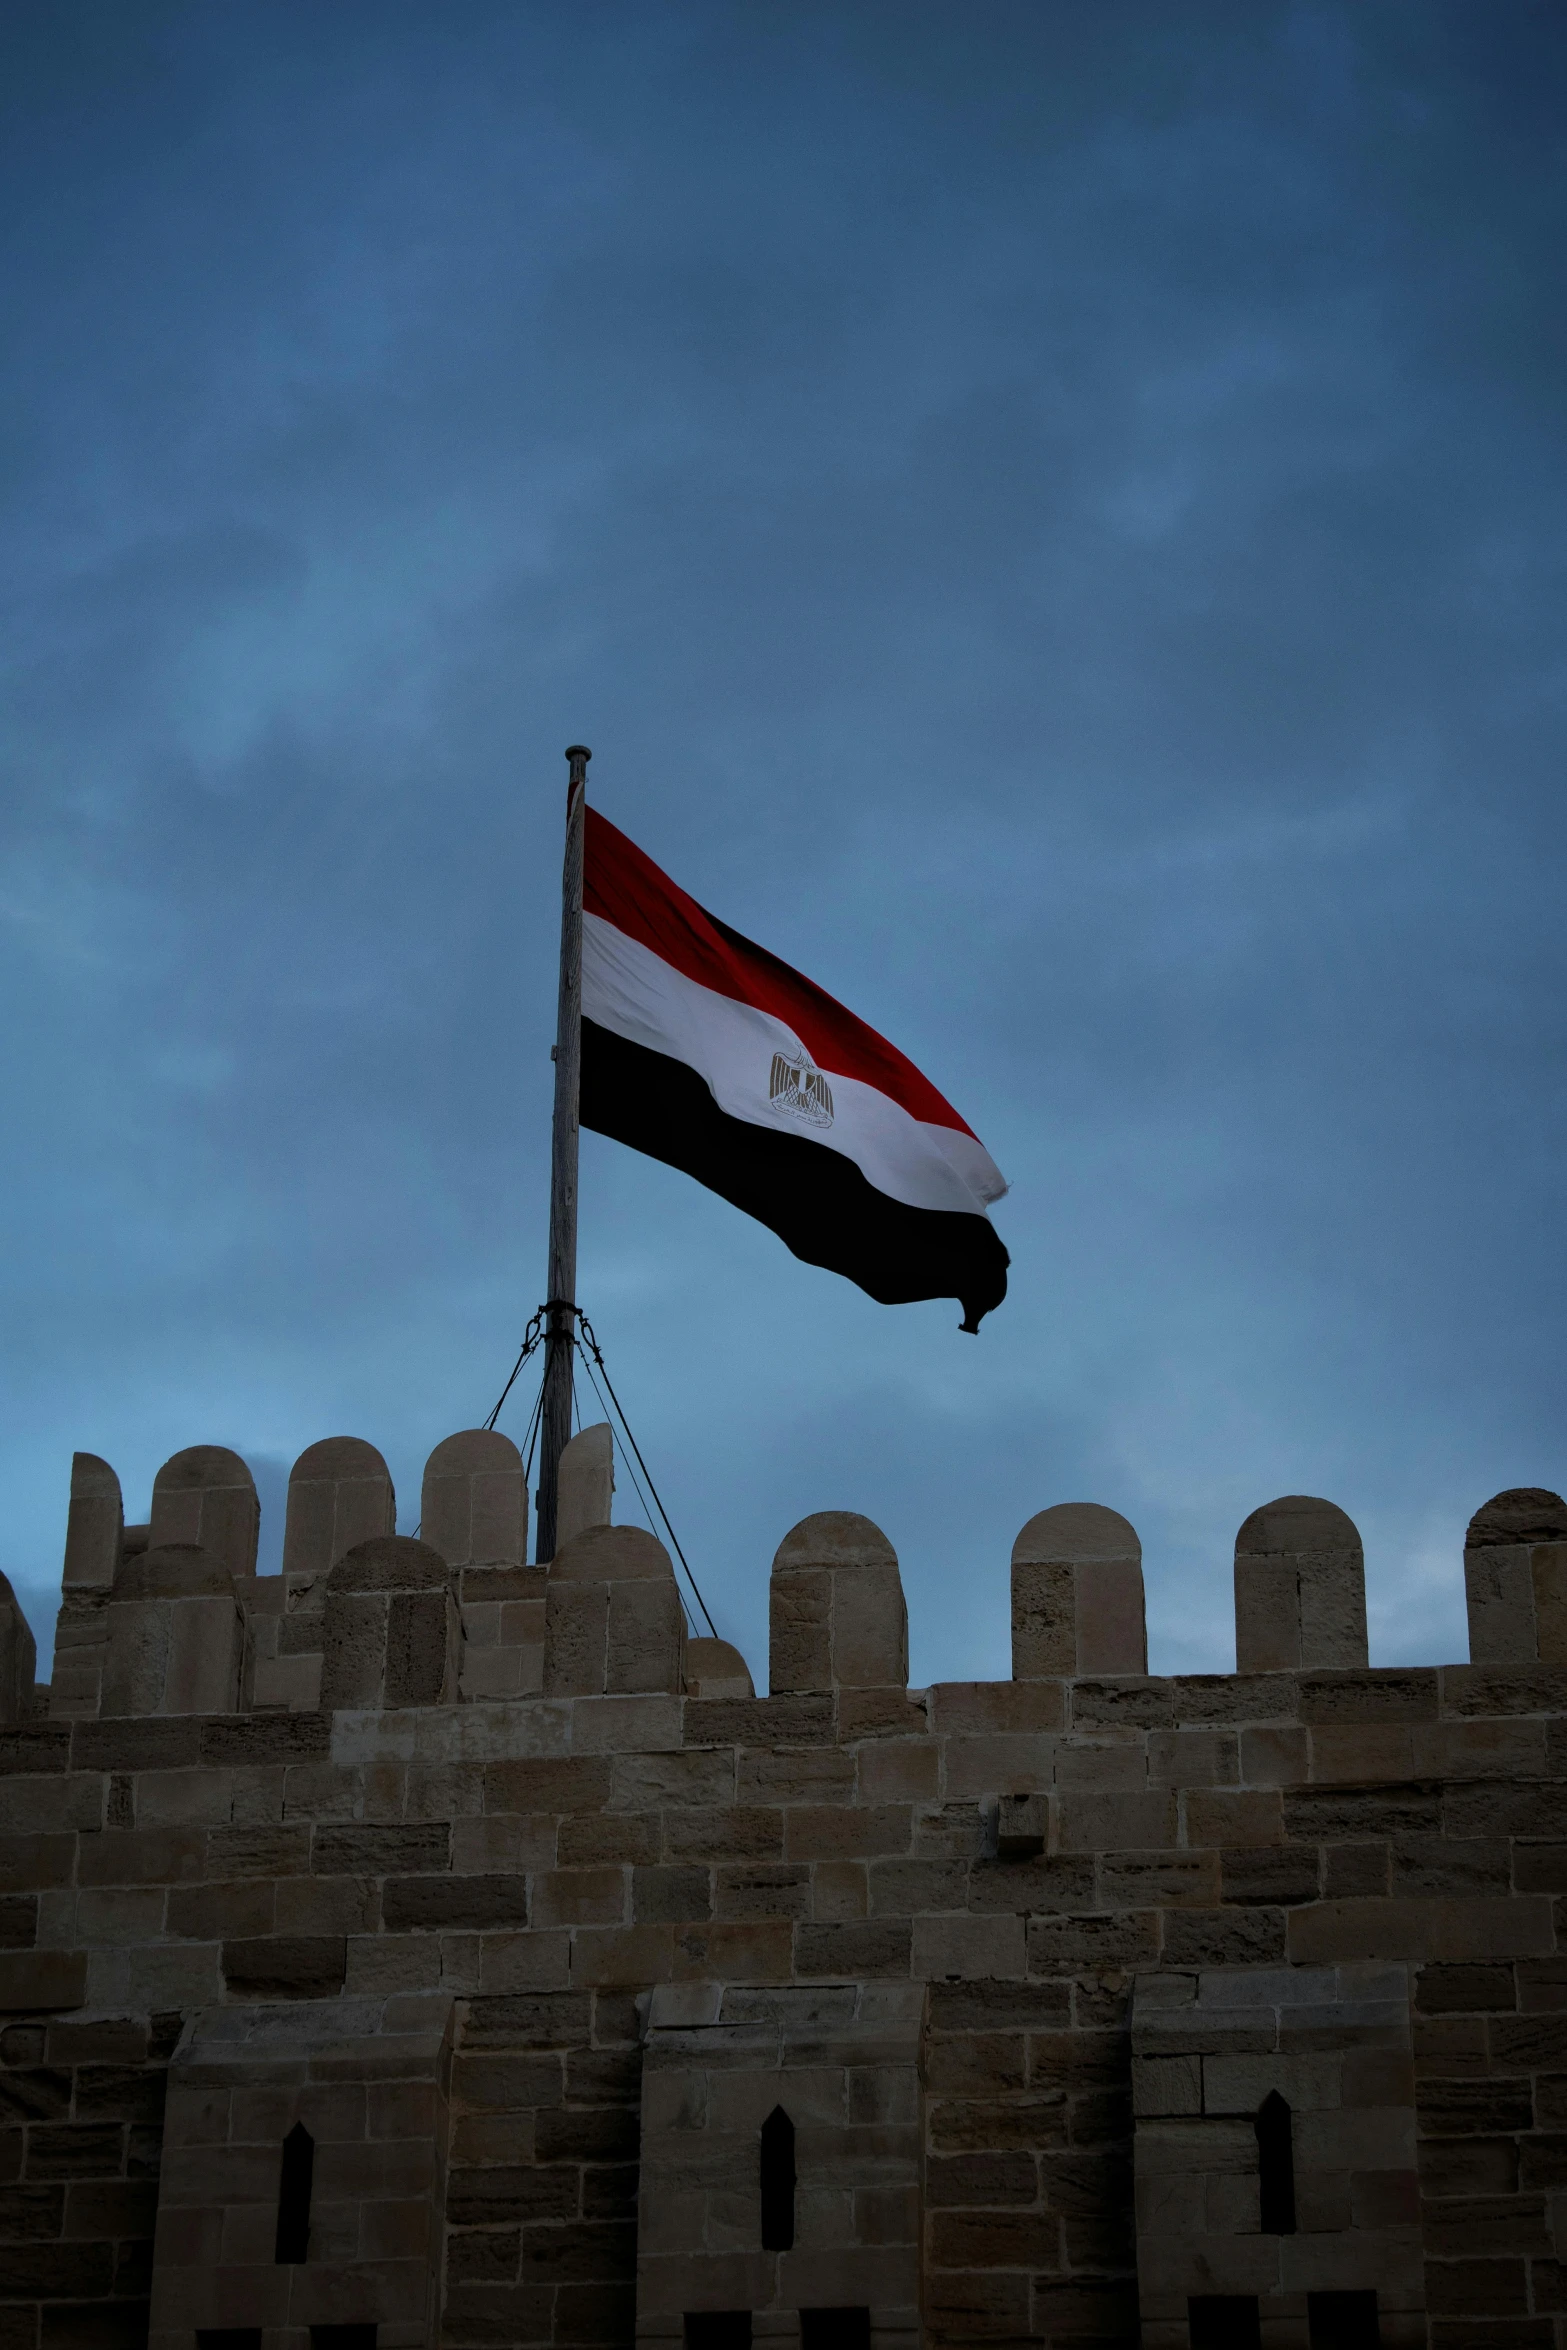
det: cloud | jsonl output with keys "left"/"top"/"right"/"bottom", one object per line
{"left": 2, "top": 2, "right": 1563, "bottom": 1689}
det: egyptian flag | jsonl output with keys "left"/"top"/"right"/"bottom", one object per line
{"left": 581, "top": 811, "right": 1009, "bottom": 1330}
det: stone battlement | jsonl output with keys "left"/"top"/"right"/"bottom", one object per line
{"left": 0, "top": 1432, "right": 1564, "bottom": 2350}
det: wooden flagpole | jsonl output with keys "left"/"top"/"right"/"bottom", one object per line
{"left": 537, "top": 742, "right": 590, "bottom": 1562}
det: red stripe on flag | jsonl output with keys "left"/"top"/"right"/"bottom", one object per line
{"left": 585, "top": 810, "right": 974, "bottom": 1138}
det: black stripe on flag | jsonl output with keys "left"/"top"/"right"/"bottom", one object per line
{"left": 581, "top": 1018, "right": 1010, "bottom": 1331}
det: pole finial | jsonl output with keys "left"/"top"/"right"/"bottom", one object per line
{"left": 565, "top": 744, "right": 592, "bottom": 764}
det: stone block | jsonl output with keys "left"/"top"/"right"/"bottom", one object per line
{"left": 148, "top": 1447, "right": 260, "bottom": 1578}
{"left": 62, "top": 1452, "right": 123, "bottom": 1592}
{"left": 1463, "top": 1488, "right": 1567, "bottom": 1665}
{"left": 0, "top": 1950, "right": 87, "bottom": 2010}
{"left": 769, "top": 1515, "right": 907, "bottom": 1696}
{"left": 102, "top": 1548, "right": 242, "bottom": 1717}
{"left": 546, "top": 1527, "right": 684, "bottom": 1698}
{"left": 685, "top": 1638, "right": 755, "bottom": 1700}
{"left": 320, "top": 1537, "right": 460, "bottom": 1711}
{"left": 556, "top": 1421, "right": 615, "bottom": 1554}
{"left": 1234, "top": 1494, "right": 1367, "bottom": 1672}
{"left": 421, "top": 1427, "right": 527, "bottom": 1571}
{"left": 0, "top": 1574, "right": 37, "bottom": 1729}
{"left": 52, "top": 1455, "right": 122, "bottom": 1721}
{"left": 912, "top": 1914, "right": 1025, "bottom": 1981}
{"left": 282, "top": 1436, "right": 396, "bottom": 1576}
{"left": 1011, "top": 1503, "right": 1146, "bottom": 1678}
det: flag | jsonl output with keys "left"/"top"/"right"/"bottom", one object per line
{"left": 580, "top": 810, "right": 1009, "bottom": 1330}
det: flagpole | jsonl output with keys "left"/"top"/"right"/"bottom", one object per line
{"left": 538, "top": 743, "right": 590, "bottom": 1562}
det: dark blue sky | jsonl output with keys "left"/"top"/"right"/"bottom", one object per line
{"left": 4, "top": 2, "right": 1564, "bottom": 1688}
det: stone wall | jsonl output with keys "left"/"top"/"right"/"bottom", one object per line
{"left": 0, "top": 1436, "right": 1563, "bottom": 2350}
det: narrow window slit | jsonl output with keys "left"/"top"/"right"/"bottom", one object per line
{"left": 800, "top": 2313, "right": 871, "bottom": 2350}
{"left": 1188, "top": 2299, "right": 1261, "bottom": 2350}
{"left": 275, "top": 2120, "right": 315, "bottom": 2264}
{"left": 1308, "top": 2291, "right": 1379, "bottom": 2347}
{"left": 684, "top": 2318, "right": 751, "bottom": 2350}
{"left": 760, "top": 2105, "right": 796, "bottom": 2252}
{"left": 1255, "top": 2091, "right": 1296, "bottom": 2236}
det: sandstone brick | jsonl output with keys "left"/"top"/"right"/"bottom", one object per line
{"left": 785, "top": 1804, "right": 911, "bottom": 1860}
{"left": 929, "top": 1682, "right": 1065, "bottom": 1736}
{"left": 923, "top": 2265, "right": 1030, "bottom": 2333}
{"left": 274, "top": 1870, "right": 378, "bottom": 1935}
{"left": 609, "top": 1744, "right": 742, "bottom": 1816}
{"left": 0, "top": 1836, "right": 75, "bottom": 1893}
{"left": 532, "top": 1869, "right": 626, "bottom": 1929}
{"left": 1220, "top": 1845, "right": 1321, "bottom": 1906}
{"left": 1069, "top": 1678, "right": 1172, "bottom": 1731}
{"left": 1309, "top": 1724, "right": 1418, "bottom": 1782}
{"left": 1160, "top": 1906, "right": 1286, "bottom": 1967}
{"left": 662, "top": 1807, "right": 783, "bottom": 1863}
{"left": 1284, "top": 1785, "right": 1442, "bottom": 1840}
{"left": 632, "top": 1865, "right": 711, "bottom": 1925}
{"left": 1239, "top": 1724, "right": 1310, "bottom": 1786}
{"left": 1182, "top": 1788, "right": 1284, "bottom": 1847}
{"left": 1516, "top": 1959, "right": 1567, "bottom": 2012}
{"left": 0, "top": 1724, "right": 69, "bottom": 1782}
{"left": 219, "top": 1936, "right": 346, "bottom": 1998}
{"left": 855, "top": 1856, "right": 961, "bottom": 1918}
{"left": 1445, "top": 1781, "right": 1567, "bottom": 1841}
{"left": 557, "top": 1811, "right": 658, "bottom": 1868}
{"left": 1323, "top": 1841, "right": 1391, "bottom": 1898}
{"left": 712, "top": 1862, "right": 811, "bottom": 1921}
{"left": 1099, "top": 1850, "right": 1221, "bottom": 1908}
{"left": 382, "top": 1875, "right": 529, "bottom": 1932}
{"left": 734, "top": 1746, "right": 850, "bottom": 1804}
{"left": 1146, "top": 1729, "right": 1239, "bottom": 1787}
{"left": 1026, "top": 1911, "right": 1157, "bottom": 1971}
{"left": 199, "top": 1712, "right": 331, "bottom": 1766}
{"left": 927, "top": 2092, "right": 1067, "bottom": 2156}
{"left": 672, "top": 1920, "right": 794, "bottom": 1981}
{"left": 912, "top": 1915, "right": 1025, "bottom": 1982}
{"left": 1289, "top": 1896, "right": 1554, "bottom": 1966}
{"left": 928, "top": 1978, "right": 1072, "bottom": 2032}
{"left": 453, "top": 1815, "right": 558, "bottom": 1875}
{"left": 925, "top": 2151, "right": 1037, "bottom": 2208}
{"left": 795, "top": 1920, "right": 911, "bottom": 1978}
{"left": 927, "top": 2206, "right": 1060, "bottom": 2268}
{"left": 164, "top": 1879, "right": 276, "bottom": 1940}
{"left": 801, "top": 1860, "right": 861, "bottom": 1920}
{"left": 682, "top": 1692, "right": 835, "bottom": 1748}
{"left": 1054, "top": 1736, "right": 1143, "bottom": 1789}
{"left": 836, "top": 1687, "right": 929, "bottom": 1742}
{"left": 941, "top": 1733, "right": 1055, "bottom": 1800}
{"left": 311, "top": 1822, "right": 451, "bottom": 1875}
{"left": 1423, "top": 2256, "right": 1529, "bottom": 2315}
{"left": 1414, "top": 1718, "right": 1548, "bottom": 1781}
{"left": 1055, "top": 1791, "right": 1175, "bottom": 1852}
{"left": 477, "top": 1759, "right": 606, "bottom": 1822}
{"left": 570, "top": 1926, "right": 675, "bottom": 1987}
{"left": 0, "top": 1953, "right": 86, "bottom": 2013}
{"left": 1419, "top": 2076, "right": 1535, "bottom": 2135}
{"left": 853, "top": 1740, "right": 939, "bottom": 1803}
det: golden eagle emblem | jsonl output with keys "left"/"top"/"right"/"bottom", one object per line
{"left": 769, "top": 1049, "right": 834, "bottom": 1128}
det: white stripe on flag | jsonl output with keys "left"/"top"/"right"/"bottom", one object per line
{"left": 584, "top": 912, "right": 1007, "bottom": 1220}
